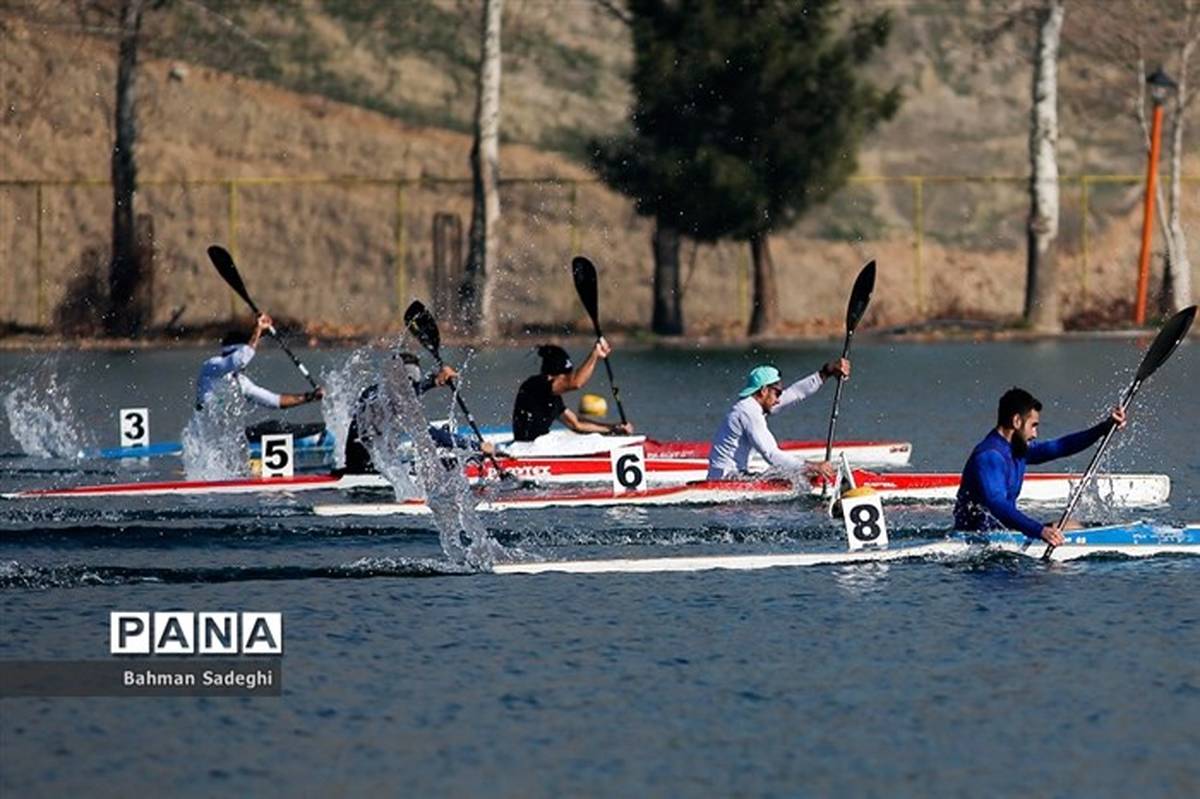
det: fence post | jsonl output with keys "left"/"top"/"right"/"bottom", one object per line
{"left": 35, "top": 182, "right": 45, "bottom": 328}
{"left": 1080, "top": 175, "right": 1090, "bottom": 302}
{"left": 226, "top": 180, "right": 239, "bottom": 321}
{"left": 912, "top": 176, "right": 925, "bottom": 317}
{"left": 395, "top": 181, "right": 407, "bottom": 313}
{"left": 568, "top": 181, "right": 580, "bottom": 255}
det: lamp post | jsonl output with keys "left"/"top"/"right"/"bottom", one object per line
{"left": 1133, "top": 67, "right": 1177, "bottom": 326}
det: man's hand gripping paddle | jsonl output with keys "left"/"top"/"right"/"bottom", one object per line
{"left": 822, "top": 260, "right": 876, "bottom": 495}
{"left": 206, "top": 245, "right": 319, "bottom": 391}
{"left": 1042, "top": 304, "right": 1196, "bottom": 559}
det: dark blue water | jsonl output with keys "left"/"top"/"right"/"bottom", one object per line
{"left": 2, "top": 340, "right": 1198, "bottom": 796}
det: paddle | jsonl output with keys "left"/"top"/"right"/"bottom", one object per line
{"left": 206, "top": 245, "right": 319, "bottom": 391}
{"left": 1043, "top": 304, "right": 1196, "bottom": 559}
{"left": 822, "top": 260, "right": 876, "bottom": 492}
{"left": 403, "top": 300, "right": 514, "bottom": 481}
{"left": 571, "top": 256, "right": 628, "bottom": 425}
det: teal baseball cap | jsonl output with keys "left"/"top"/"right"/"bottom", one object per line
{"left": 739, "top": 365, "right": 782, "bottom": 398}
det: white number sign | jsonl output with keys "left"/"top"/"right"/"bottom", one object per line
{"left": 260, "top": 434, "right": 294, "bottom": 478}
{"left": 841, "top": 492, "right": 888, "bottom": 551}
{"left": 609, "top": 444, "right": 646, "bottom": 494}
{"left": 119, "top": 407, "right": 149, "bottom": 449}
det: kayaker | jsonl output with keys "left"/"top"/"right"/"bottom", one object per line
{"left": 706, "top": 361, "right": 849, "bottom": 481}
{"left": 343, "top": 352, "right": 496, "bottom": 474}
{"left": 195, "top": 313, "right": 324, "bottom": 412}
{"left": 954, "top": 387, "right": 1127, "bottom": 546}
{"left": 511, "top": 341, "right": 634, "bottom": 442}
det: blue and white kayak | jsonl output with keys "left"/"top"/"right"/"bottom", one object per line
{"left": 86, "top": 429, "right": 336, "bottom": 460}
{"left": 492, "top": 524, "right": 1200, "bottom": 574}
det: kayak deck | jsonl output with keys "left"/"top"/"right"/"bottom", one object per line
{"left": 492, "top": 525, "right": 1200, "bottom": 574}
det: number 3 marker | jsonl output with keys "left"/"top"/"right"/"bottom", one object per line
{"left": 119, "top": 408, "right": 149, "bottom": 449}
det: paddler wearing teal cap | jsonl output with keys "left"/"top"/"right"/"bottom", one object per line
{"left": 706, "top": 358, "right": 850, "bottom": 480}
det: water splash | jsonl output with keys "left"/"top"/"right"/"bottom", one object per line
{"left": 320, "top": 347, "right": 377, "bottom": 468}
{"left": 2, "top": 361, "right": 90, "bottom": 458}
{"left": 181, "top": 379, "right": 249, "bottom": 480}
{"left": 359, "top": 355, "right": 510, "bottom": 569}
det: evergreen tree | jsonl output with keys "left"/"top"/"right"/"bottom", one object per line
{"left": 596, "top": 0, "right": 899, "bottom": 335}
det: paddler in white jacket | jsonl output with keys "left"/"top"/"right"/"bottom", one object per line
{"left": 195, "top": 314, "right": 324, "bottom": 412}
{"left": 707, "top": 361, "right": 849, "bottom": 481}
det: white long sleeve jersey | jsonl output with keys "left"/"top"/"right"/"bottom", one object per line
{"left": 195, "top": 344, "right": 283, "bottom": 410}
{"left": 706, "top": 372, "right": 825, "bottom": 480}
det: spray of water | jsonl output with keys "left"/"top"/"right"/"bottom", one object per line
{"left": 2, "top": 361, "right": 90, "bottom": 458}
{"left": 358, "top": 355, "right": 510, "bottom": 569}
{"left": 181, "top": 379, "right": 249, "bottom": 480}
{"left": 320, "top": 347, "right": 377, "bottom": 469}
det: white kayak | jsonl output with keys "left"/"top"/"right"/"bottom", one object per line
{"left": 310, "top": 471, "right": 1170, "bottom": 517}
{"left": 492, "top": 524, "right": 1200, "bottom": 574}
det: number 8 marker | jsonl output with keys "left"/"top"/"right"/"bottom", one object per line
{"left": 839, "top": 486, "right": 888, "bottom": 551}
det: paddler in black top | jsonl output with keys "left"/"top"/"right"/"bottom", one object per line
{"left": 344, "top": 352, "right": 495, "bottom": 474}
{"left": 511, "top": 341, "right": 634, "bottom": 442}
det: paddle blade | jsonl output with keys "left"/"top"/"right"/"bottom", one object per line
{"left": 403, "top": 300, "right": 441, "bottom": 357}
{"left": 1135, "top": 305, "right": 1196, "bottom": 383}
{"left": 571, "top": 256, "right": 601, "bottom": 331}
{"left": 206, "top": 245, "right": 259, "bottom": 314}
{"left": 845, "top": 260, "right": 876, "bottom": 332}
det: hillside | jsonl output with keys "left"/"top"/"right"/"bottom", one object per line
{"left": 2, "top": 1, "right": 1197, "bottom": 340}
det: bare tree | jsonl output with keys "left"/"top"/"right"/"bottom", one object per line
{"left": 1025, "top": 0, "right": 1065, "bottom": 332}
{"left": 460, "top": 0, "right": 504, "bottom": 339}
{"left": 105, "top": 0, "right": 147, "bottom": 337}
{"left": 1068, "top": 0, "right": 1199, "bottom": 313}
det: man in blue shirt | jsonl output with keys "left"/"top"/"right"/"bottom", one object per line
{"left": 954, "top": 387, "right": 1126, "bottom": 546}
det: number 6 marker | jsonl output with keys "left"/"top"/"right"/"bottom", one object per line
{"left": 840, "top": 486, "right": 888, "bottom": 551}
{"left": 609, "top": 444, "right": 646, "bottom": 494}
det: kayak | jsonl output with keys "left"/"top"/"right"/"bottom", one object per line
{"left": 310, "top": 471, "right": 1170, "bottom": 516}
{"left": 86, "top": 429, "right": 336, "bottom": 460}
{"left": 492, "top": 524, "right": 1200, "bottom": 574}
{"left": 6, "top": 469, "right": 1169, "bottom": 505}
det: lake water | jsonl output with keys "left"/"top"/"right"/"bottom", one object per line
{"left": 1, "top": 339, "right": 1198, "bottom": 796}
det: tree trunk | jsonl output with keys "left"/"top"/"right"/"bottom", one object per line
{"left": 1162, "top": 34, "right": 1194, "bottom": 312}
{"left": 460, "top": 0, "right": 504, "bottom": 340}
{"left": 651, "top": 222, "right": 683, "bottom": 335}
{"left": 1024, "top": 0, "right": 1064, "bottom": 333}
{"left": 748, "top": 232, "right": 780, "bottom": 336}
{"left": 106, "top": 0, "right": 146, "bottom": 337}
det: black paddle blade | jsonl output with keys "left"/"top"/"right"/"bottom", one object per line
{"left": 206, "top": 245, "right": 259, "bottom": 314}
{"left": 403, "top": 300, "right": 441, "bottom": 357}
{"left": 1136, "top": 305, "right": 1196, "bottom": 382}
{"left": 845, "top": 260, "right": 876, "bottom": 332}
{"left": 571, "top": 256, "right": 601, "bottom": 331}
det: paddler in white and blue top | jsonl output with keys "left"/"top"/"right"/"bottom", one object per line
{"left": 195, "top": 314, "right": 324, "bottom": 411}
{"left": 706, "top": 361, "right": 849, "bottom": 481}
{"left": 954, "top": 387, "right": 1127, "bottom": 548}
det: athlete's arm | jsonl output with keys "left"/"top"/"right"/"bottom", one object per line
{"left": 1026, "top": 407, "right": 1125, "bottom": 465}
{"left": 248, "top": 314, "right": 273, "bottom": 350}
{"left": 774, "top": 372, "right": 824, "bottom": 412}
{"left": 743, "top": 409, "right": 805, "bottom": 471}
{"left": 558, "top": 339, "right": 609, "bottom": 393}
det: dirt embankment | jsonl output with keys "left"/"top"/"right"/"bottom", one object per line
{"left": 2, "top": 8, "right": 1197, "bottom": 346}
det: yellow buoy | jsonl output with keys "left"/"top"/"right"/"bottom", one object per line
{"left": 579, "top": 393, "right": 608, "bottom": 418}
{"left": 840, "top": 486, "right": 878, "bottom": 499}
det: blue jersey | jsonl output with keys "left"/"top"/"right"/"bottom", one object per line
{"left": 953, "top": 422, "right": 1109, "bottom": 538}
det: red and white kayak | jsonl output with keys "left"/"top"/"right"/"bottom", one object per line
{"left": 4, "top": 468, "right": 1169, "bottom": 507}
{"left": 311, "top": 470, "right": 1171, "bottom": 517}
{"left": 643, "top": 438, "right": 912, "bottom": 467}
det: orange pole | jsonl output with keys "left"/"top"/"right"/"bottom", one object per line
{"left": 1134, "top": 102, "right": 1165, "bottom": 326}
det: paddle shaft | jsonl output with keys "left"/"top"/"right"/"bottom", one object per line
{"left": 822, "top": 330, "right": 855, "bottom": 463}
{"left": 424, "top": 351, "right": 511, "bottom": 478}
{"left": 217, "top": 264, "right": 319, "bottom": 392}
{"left": 1042, "top": 382, "right": 1137, "bottom": 558}
{"left": 588, "top": 320, "right": 628, "bottom": 425}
